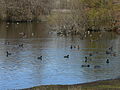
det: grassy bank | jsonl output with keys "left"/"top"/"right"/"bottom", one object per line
{"left": 24, "top": 79, "right": 120, "bottom": 90}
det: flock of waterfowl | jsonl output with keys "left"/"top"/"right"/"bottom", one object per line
{"left": 6, "top": 43, "right": 24, "bottom": 57}
{"left": 4, "top": 28, "right": 118, "bottom": 70}
{"left": 69, "top": 45, "right": 117, "bottom": 69}
{"left": 5, "top": 35, "right": 117, "bottom": 64}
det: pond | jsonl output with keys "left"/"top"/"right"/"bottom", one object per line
{"left": 0, "top": 22, "right": 120, "bottom": 90}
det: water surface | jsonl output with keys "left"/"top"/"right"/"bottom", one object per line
{"left": 0, "top": 22, "right": 120, "bottom": 90}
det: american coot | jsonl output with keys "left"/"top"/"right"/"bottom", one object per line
{"left": 37, "top": 56, "right": 42, "bottom": 60}
{"left": 81, "top": 65, "right": 90, "bottom": 67}
{"left": 94, "top": 65, "right": 101, "bottom": 69}
{"left": 85, "top": 57, "right": 88, "bottom": 62}
{"left": 5, "top": 42, "right": 10, "bottom": 45}
{"left": 106, "top": 51, "right": 111, "bottom": 54}
{"left": 70, "top": 45, "right": 73, "bottom": 49}
{"left": 106, "top": 59, "right": 109, "bottom": 64}
{"left": 64, "top": 55, "right": 69, "bottom": 58}
{"left": 19, "top": 44, "right": 23, "bottom": 48}
{"left": 6, "top": 51, "right": 11, "bottom": 57}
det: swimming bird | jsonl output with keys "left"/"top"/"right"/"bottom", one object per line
{"left": 19, "top": 44, "right": 23, "bottom": 48}
{"left": 70, "top": 45, "right": 73, "bottom": 49}
{"left": 5, "top": 42, "right": 10, "bottom": 45}
{"left": 85, "top": 57, "right": 88, "bottom": 62}
{"left": 37, "top": 56, "right": 42, "bottom": 60}
{"left": 6, "top": 51, "right": 11, "bottom": 57}
{"left": 81, "top": 65, "right": 90, "bottom": 67}
{"left": 106, "top": 51, "right": 111, "bottom": 54}
{"left": 94, "top": 65, "right": 101, "bottom": 69}
{"left": 89, "top": 53, "right": 92, "bottom": 56}
{"left": 64, "top": 55, "right": 69, "bottom": 58}
{"left": 106, "top": 59, "right": 109, "bottom": 64}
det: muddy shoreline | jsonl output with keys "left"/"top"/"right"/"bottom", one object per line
{"left": 24, "top": 78, "right": 120, "bottom": 90}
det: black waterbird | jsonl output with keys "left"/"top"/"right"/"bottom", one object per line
{"left": 19, "top": 44, "right": 23, "bottom": 48}
{"left": 37, "top": 56, "right": 42, "bottom": 60}
{"left": 81, "top": 65, "right": 90, "bottom": 67}
{"left": 70, "top": 45, "right": 73, "bottom": 49}
{"left": 106, "top": 59, "right": 109, "bottom": 64}
{"left": 6, "top": 51, "right": 11, "bottom": 57}
{"left": 85, "top": 57, "right": 88, "bottom": 62}
{"left": 64, "top": 55, "right": 69, "bottom": 58}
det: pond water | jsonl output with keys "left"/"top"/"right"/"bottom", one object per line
{"left": 0, "top": 22, "right": 120, "bottom": 90}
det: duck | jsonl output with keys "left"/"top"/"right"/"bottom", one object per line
{"left": 37, "top": 56, "right": 42, "bottom": 60}
{"left": 106, "top": 51, "right": 111, "bottom": 54}
{"left": 89, "top": 53, "right": 92, "bottom": 56}
{"left": 19, "top": 44, "right": 23, "bottom": 48}
{"left": 85, "top": 57, "right": 88, "bottom": 62}
{"left": 81, "top": 65, "right": 90, "bottom": 67}
{"left": 70, "top": 45, "right": 73, "bottom": 49}
{"left": 106, "top": 59, "right": 109, "bottom": 64}
{"left": 6, "top": 51, "right": 11, "bottom": 57}
{"left": 5, "top": 42, "right": 10, "bottom": 45}
{"left": 94, "top": 65, "right": 101, "bottom": 69}
{"left": 64, "top": 55, "right": 69, "bottom": 58}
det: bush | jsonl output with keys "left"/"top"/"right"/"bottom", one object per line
{"left": 0, "top": 0, "right": 51, "bottom": 22}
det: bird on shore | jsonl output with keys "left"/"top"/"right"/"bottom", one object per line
{"left": 37, "top": 56, "right": 42, "bottom": 60}
{"left": 64, "top": 55, "right": 69, "bottom": 58}
{"left": 6, "top": 51, "right": 11, "bottom": 57}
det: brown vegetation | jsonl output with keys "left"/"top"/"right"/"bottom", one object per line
{"left": 0, "top": 0, "right": 51, "bottom": 22}
{"left": 48, "top": 0, "right": 120, "bottom": 34}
